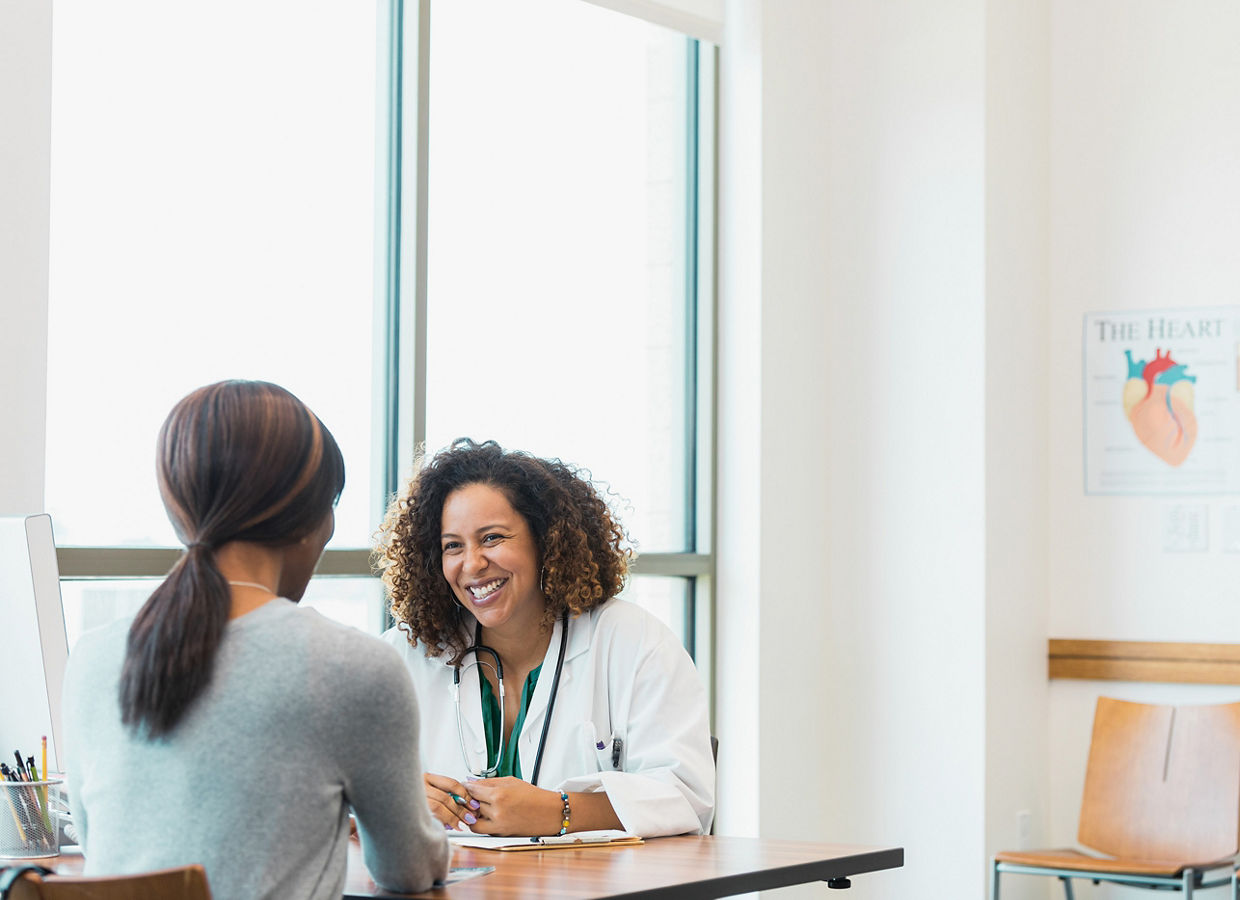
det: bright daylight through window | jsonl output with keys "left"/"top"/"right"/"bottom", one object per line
{"left": 44, "top": 0, "right": 714, "bottom": 657}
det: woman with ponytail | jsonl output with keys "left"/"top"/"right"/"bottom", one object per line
{"left": 63, "top": 381, "right": 447, "bottom": 900}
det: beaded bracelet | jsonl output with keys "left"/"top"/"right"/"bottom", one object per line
{"left": 558, "top": 791, "right": 571, "bottom": 836}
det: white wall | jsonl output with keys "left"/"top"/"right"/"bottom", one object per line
{"left": 715, "top": 2, "right": 1033, "bottom": 897}
{"left": 1049, "top": 0, "right": 1240, "bottom": 644}
{"left": 802, "top": 2, "right": 990, "bottom": 893}
{"left": 0, "top": 0, "right": 52, "bottom": 515}
{"left": 715, "top": 5, "right": 1240, "bottom": 899}
{"left": 985, "top": 1, "right": 1051, "bottom": 898}
{"left": 1046, "top": 2, "right": 1240, "bottom": 896}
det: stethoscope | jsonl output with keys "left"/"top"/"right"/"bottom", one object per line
{"left": 452, "top": 611, "right": 569, "bottom": 786}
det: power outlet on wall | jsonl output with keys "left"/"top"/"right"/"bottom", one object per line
{"left": 1163, "top": 504, "right": 1209, "bottom": 553}
{"left": 1016, "top": 810, "right": 1032, "bottom": 849}
{"left": 1223, "top": 506, "right": 1240, "bottom": 553}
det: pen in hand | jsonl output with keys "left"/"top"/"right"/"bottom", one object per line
{"left": 448, "top": 792, "right": 480, "bottom": 828}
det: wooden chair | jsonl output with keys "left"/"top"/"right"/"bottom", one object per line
{"left": 993, "top": 697, "right": 1240, "bottom": 899}
{"left": 4, "top": 865, "right": 211, "bottom": 900}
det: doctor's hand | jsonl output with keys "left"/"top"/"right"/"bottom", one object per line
{"left": 463, "top": 777, "right": 564, "bottom": 836}
{"left": 423, "top": 772, "right": 480, "bottom": 830}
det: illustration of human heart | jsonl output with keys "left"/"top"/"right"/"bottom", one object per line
{"left": 1121, "top": 348, "right": 1197, "bottom": 466}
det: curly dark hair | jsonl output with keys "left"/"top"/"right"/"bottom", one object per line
{"left": 374, "top": 439, "right": 632, "bottom": 661}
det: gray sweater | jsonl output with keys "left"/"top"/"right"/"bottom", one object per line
{"left": 63, "top": 599, "right": 448, "bottom": 900}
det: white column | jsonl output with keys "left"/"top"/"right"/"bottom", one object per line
{"left": 984, "top": 1, "right": 1052, "bottom": 898}
{"left": 715, "top": 2, "right": 1045, "bottom": 897}
{"left": 714, "top": 0, "right": 764, "bottom": 838}
{"left": 0, "top": 0, "right": 52, "bottom": 514}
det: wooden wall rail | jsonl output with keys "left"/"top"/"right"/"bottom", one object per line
{"left": 1049, "top": 640, "right": 1240, "bottom": 685}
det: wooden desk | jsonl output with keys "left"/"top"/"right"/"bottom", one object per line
{"left": 354, "top": 835, "right": 902, "bottom": 899}
{"left": 43, "top": 836, "right": 903, "bottom": 899}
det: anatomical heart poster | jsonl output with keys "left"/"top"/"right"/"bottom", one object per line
{"left": 1084, "top": 307, "right": 1240, "bottom": 494}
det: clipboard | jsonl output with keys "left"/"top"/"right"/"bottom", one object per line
{"left": 449, "top": 829, "right": 644, "bottom": 851}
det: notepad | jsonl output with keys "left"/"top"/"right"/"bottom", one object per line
{"left": 438, "top": 865, "right": 495, "bottom": 885}
{"left": 448, "top": 829, "right": 643, "bottom": 851}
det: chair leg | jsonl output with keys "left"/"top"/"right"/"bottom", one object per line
{"left": 1183, "top": 867, "right": 1193, "bottom": 899}
{"left": 991, "top": 861, "right": 999, "bottom": 900}
{"left": 1058, "top": 875, "right": 1075, "bottom": 900}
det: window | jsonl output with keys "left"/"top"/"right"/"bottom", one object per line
{"left": 426, "top": 0, "right": 692, "bottom": 552}
{"left": 47, "top": 0, "right": 381, "bottom": 554}
{"left": 47, "top": 0, "right": 715, "bottom": 665}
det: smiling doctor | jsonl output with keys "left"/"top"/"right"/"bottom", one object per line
{"left": 374, "top": 439, "right": 714, "bottom": 838}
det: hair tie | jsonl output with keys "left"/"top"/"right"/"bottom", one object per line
{"left": 186, "top": 540, "right": 213, "bottom": 553}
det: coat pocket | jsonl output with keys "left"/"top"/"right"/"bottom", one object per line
{"left": 596, "top": 730, "right": 625, "bottom": 771}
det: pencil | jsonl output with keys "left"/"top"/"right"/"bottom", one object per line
{"left": 9, "top": 755, "right": 44, "bottom": 841}
{"left": 41, "top": 735, "right": 51, "bottom": 839}
{"left": 1, "top": 768, "right": 28, "bottom": 844}
{"left": 3, "top": 792, "right": 27, "bottom": 844}
{"left": 28, "top": 756, "right": 52, "bottom": 832}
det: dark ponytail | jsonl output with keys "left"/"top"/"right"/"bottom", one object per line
{"left": 120, "top": 543, "right": 231, "bottom": 737}
{"left": 119, "top": 381, "right": 345, "bottom": 738}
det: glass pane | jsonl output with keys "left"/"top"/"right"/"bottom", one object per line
{"left": 425, "top": 0, "right": 692, "bottom": 552}
{"left": 45, "top": 0, "right": 380, "bottom": 549}
{"left": 619, "top": 575, "right": 689, "bottom": 648}
{"left": 60, "top": 580, "right": 153, "bottom": 652}
{"left": 300, "top": 576, "right": 388, "bottom": 636}
{"left": 60, "top": 576, "right": 387, "bottom": 651}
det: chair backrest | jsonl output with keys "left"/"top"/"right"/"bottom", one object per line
{"left": 1078, "top": 696, "right": 1240, "bottom": 861}
{"left": 6, "top": 866, "right": 211, "bottom": 900}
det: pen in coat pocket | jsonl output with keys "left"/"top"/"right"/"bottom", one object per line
{"left": 594, "top": 732, "right": 623, "bottom": 769}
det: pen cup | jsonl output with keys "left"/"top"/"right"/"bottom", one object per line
{"left": 0, "top": 779, "right": 62, "bottom": 859}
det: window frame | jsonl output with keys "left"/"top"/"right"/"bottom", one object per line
{"left": 51, "top": 0, "right": 718, "bottom": 682}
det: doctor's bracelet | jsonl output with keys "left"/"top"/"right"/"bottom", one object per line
{"left": 559, "top": 791, "right": 571, "bottom": 835}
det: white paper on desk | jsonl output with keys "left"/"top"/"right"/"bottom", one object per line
{"left": 449, "top": 829, "right": 636, "bottom": 849}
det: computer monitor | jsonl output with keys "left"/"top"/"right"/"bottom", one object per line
{"left": 0, "top": 514, "right": 70, "bottom": 773}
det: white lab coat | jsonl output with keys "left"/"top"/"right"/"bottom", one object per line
{"left": 381, "top": 598, "right": 715, "bottom": 837}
